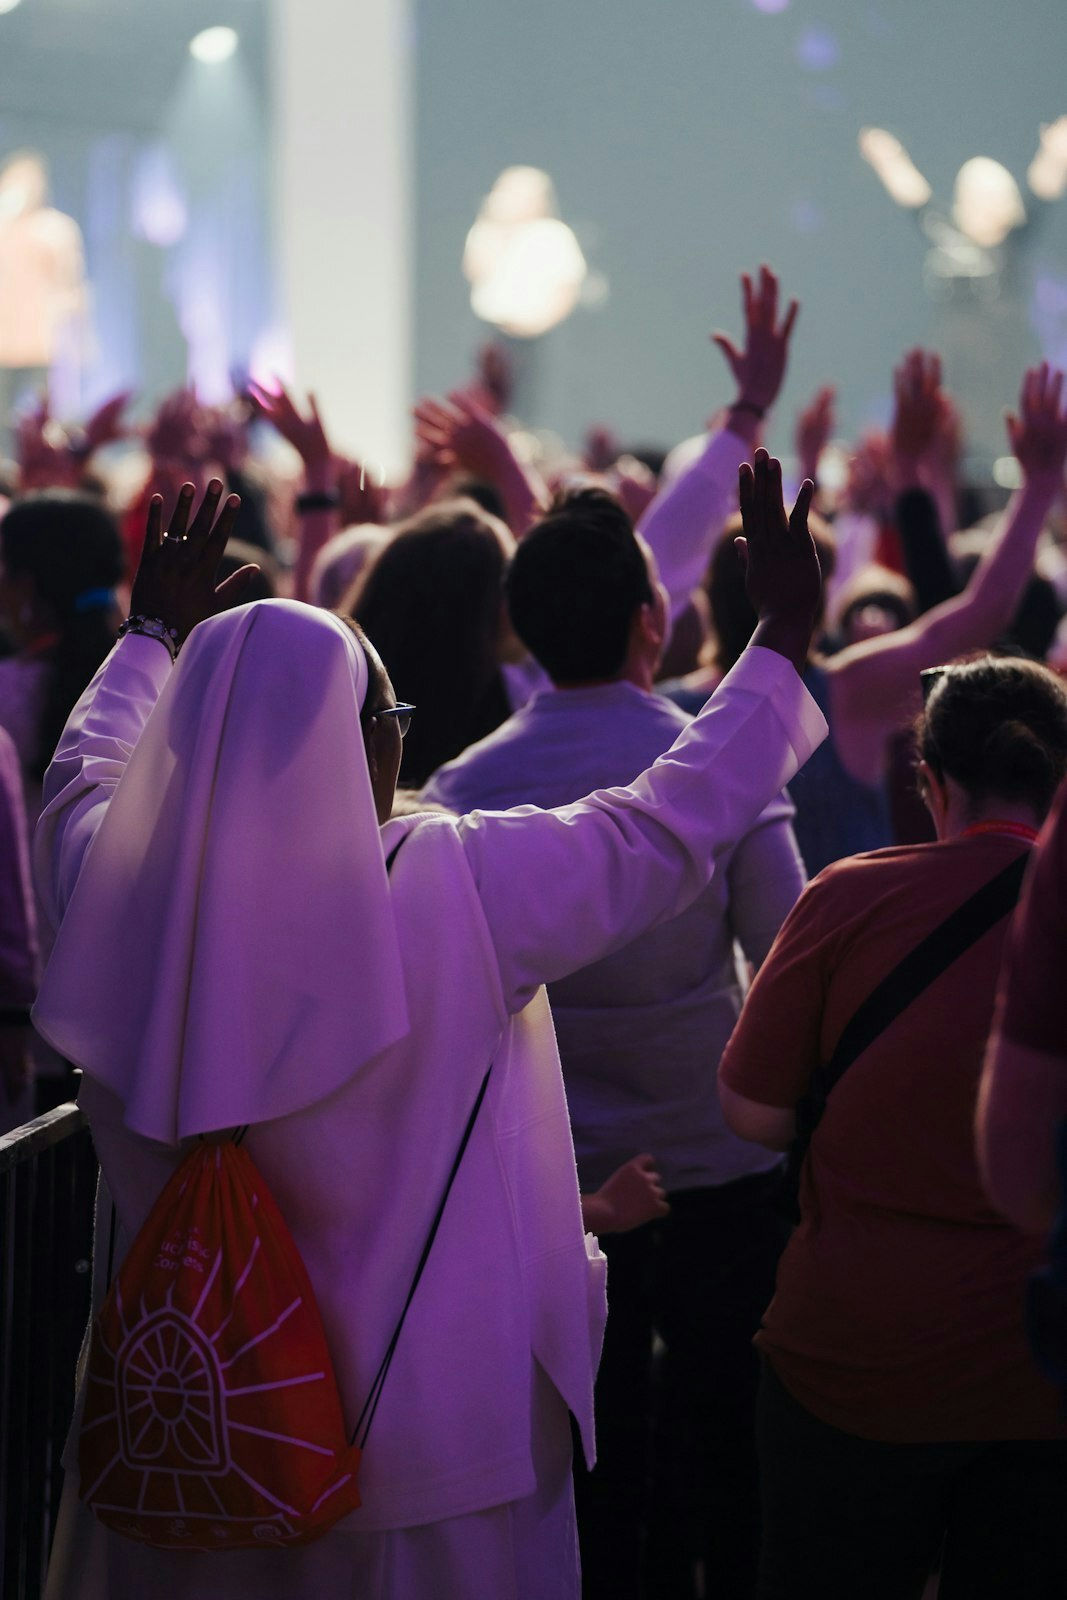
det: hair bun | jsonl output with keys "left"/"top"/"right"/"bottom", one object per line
{"left": 982, "top": 717, "right": 1055, "bottom": 784}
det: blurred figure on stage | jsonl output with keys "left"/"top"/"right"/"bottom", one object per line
{"left": 0, "top": 151, "right": 88, "bottom": 448}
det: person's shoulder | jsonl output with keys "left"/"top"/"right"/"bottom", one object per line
{"left": 800, "top": 842, "right": 937, "bottom": 905}
{"left": 423, "top": 707, "right": 534, "bottom": 806}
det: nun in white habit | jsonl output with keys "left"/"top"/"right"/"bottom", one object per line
{"left": 35, "top": 462, "right": 825, "bottom": 1600}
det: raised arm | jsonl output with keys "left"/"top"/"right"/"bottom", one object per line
{"left": 248, "top": 379, "right": 339, "bottom": 601}
{"left": 412, "top": 390, "right": 548, "bottom": 537}
{"left": 639, "top": 266, "right": 799, "bottom": 621}
{"left": 888, "top": 350, "right": 959, "bottom": 611}
{"left": 460, "top": 453, "right": 826, "bottom": 1013}
{"left": 859, "top": 127, "right": 933, "bottom": 210}
{"left": 34, "top": 484, "right": 254, "bottom": 936}
{"left": 831, "top": 362, "right": 1067, "bottom": 741}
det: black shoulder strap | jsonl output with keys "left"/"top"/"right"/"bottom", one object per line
{"left": 350, "top": 1062, "right": 493, "bottom": 1449}
{"left": 384, "top": 833, "right": 408, "bottom": 875}
{"left": 819, "top": 851, "right": 1028, "bottom": 1101}
{"left": 782, "top": 851, "right": 1028, "bottom": 1221}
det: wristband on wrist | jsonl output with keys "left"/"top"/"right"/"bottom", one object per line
{"left": 295, "top": 489, "right": 340, "bottom": 514}
{"left": 729, "top": 400, "right": 766, "bottom": 419}
{"left": 118, "top": 615, "right": 180, "bottom": 662}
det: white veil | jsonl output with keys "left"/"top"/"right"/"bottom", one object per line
{"left": 34, "top": 600, "right": 411, "bottom": 1144}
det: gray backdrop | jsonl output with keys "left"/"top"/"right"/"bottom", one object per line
{"left": 414, "top": 0, "right": 1067, "bottom": 465}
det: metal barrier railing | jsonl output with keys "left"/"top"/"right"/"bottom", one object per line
{"left": 0, "top": 1104, "right": 97, "bottom": 1600}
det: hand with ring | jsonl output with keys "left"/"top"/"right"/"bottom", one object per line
{"left": 129, "top": 479, "right": 260, "bottom": 648}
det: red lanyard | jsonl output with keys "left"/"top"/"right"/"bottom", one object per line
{"left": 960, "top": 819, "right": 1040, "bottom": 844}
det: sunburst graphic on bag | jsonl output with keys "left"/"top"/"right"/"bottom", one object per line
{"left": 78, "top": 1145, "right": 363, "bottom": 1551}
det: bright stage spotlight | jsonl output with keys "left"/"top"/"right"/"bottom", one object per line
{"left": 189, "top": 26, "right": 239, "bottom": 64}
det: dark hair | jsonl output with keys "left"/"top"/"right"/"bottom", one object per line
{"left": 833, "top": 564, "right": 915, "bottom": 642}
{"left": 703, "top": 511, "right": 836, "bottom": 673}
{"left": 345, "top": 498, "right": 511, "bottom": 787}
{"left": 506, "top": 487, "right": 652, "bottom": 684}
{"left": 919, "top": 655, "right": 1067, "bottom": 818}
{"left": 443, "top": 473, "right": 507, "bottom": 524}
{"left": 1, "top": 492, "right": 123, "bottom": 779}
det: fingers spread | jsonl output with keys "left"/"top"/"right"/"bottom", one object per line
{"left": 189, "top": 479, "right": 224, "bottom": 543}
{"left": 145, "top": 494, "right": 164, "bottom": 554}
{"left": 790, "top": 478, "right": 815, "bottom": 534}
{"left": 167, "top": 483, "right": 196, "bottom": 541}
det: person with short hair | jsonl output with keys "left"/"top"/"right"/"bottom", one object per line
{"left": 427, "top": 484, "right": 807, "bottom": 1599}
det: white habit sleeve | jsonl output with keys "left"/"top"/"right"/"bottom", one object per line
{"left": 33, "top": 635, "right": 172, "bottom": 940}
{"left": 457, "top": 645, "right": 827, "bottom": 1013}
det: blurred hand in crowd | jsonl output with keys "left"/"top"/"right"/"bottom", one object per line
{"left": 146, "top": 387, "right": 207, "bottom": 468}
{"left": 584, "top": 422, "right": 621, "bottom": 474}
{"left": 414, "top": 389, "right": 547, "bottom": 532}
{"left": 16, "top": 395, "right": 81, "bottom": 491}
{"left": 414, "top": 390, "right": 512, "bottom": 481}
{"left": 248, "top": 379, "right": 334, "bottom": 489}
{"left": 609, "top": 454, "right": 659, "bottom": 524}
{"left": 890, "top": 347, "right": 951, "bottom": 488}
{"left": 337, "top": 458, "right": 387, "bottom": 527}
{"left": 845, "top": 428, "right": 895, "bottom": 518}
{"left": 470, "top": 342, "right": 514, "bottom": 417}
{"left": 202, "top": 405, "right": 249, "bottom": 478}
{"left": 795, "top": 384, "right": 836, "bottom": 485}
{"left": 82, "top": 389, "right": 134, "bottom": 457}
{"left": 712, "top": 264, "right": 799, "bottom": 425}
{"left": 581, "top": 1155, "right": 670, "bottom": 1235}
{"left": 1007, "top": 361, "right": 1067, "bottom": 489}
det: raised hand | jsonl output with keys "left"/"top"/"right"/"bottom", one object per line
{"left": 130, "top": 480, "right": 259, "bottom": 646}
{"left": 890, "top": 347, "right": 947, "bottom": 478}
{"left": 737, "top": 449, "right": 821, "bottom": 672}
{"left": 413, "top": 390, "right": 511, "bottom": 479}
{"left": 82, "top": 389, "right": 134, "bottom": 456}
{"left": 413, "top": 389, "right": 546, "bottom": 532}
{"left": 16, "top": 393, "right": 81, "bottom": 490}
{"left": 1007, "top": 362, "right": 1067, "bottom": 485}
{"left": 337, "top": 457, "right": 387, "bottom": 526}
{"left": 146, "top": 388, "right": 206, "bottom": 466}
{"left": 859, "top": 127, "right": 933, "bottom": 209}
{"left": 473, "top": 342, "right": 513, "bottom": 417}
{"left": 247, "top": 378, "right": 333, "bottom": 476}
{"left": 845, "top": 428, "right": 894, "bottom": 518}
{"left": 609, "top": 454, "right": 658, "bottom": 524}
{"left": 711, "top": 265, "right": 799, "bottom": 418}
{"left": 795, "top": 384, "right": 836, "bottom": 484}
{"left": 584, "top": 422, "right": 620, "bottom": 473}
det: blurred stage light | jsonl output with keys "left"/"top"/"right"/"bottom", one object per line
{"left": 0, "top": 0, "right": 24, "bottom": 14}
{"left": 992, "top": 456, "right": 1023, "bottom": 490}
{"left": 189, "top": 26, "right": 239, "bottom": 64}
{"left": 750, "top": 0, "right": 790, "bottom": 12}
{"left": 464, "top": 167, "right": 587, "bottom": 338}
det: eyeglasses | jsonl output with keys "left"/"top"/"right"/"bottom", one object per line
{"left": 372, "top": 702, "right": 416, "bottom": 738}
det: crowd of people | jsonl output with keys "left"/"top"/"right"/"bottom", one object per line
{"left": 2, "top": 263, "right": 1067, "bottom": 1599}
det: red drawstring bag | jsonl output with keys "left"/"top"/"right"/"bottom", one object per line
{"left": 78, "top": 1138, "right": 363, "bottom": 1551}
